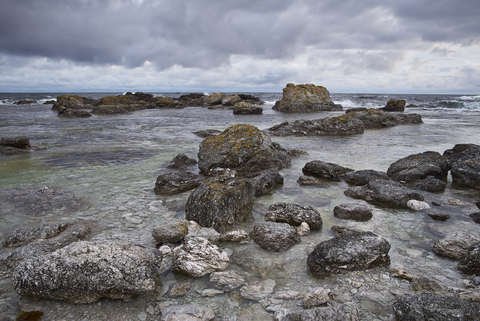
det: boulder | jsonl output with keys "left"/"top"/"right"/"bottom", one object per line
{"left": 238, "top": 94, "right": 265, "bottom": 105}
{"left": 443, "top": 143, "right": 480, "bottom": 165}
{"left": 307, "top": 230, "right": 390, "bottom": 277}
{"left": 302, "top": 160, "right": 354, "bottom": 180}
{"left": 52, "top": 94, "right": 96, "bottom": 111}
{"left": 247, "top": 168, "right": 284, "bottom": 196}
{"left": 267, "top": 116, "right": 364, "bottom": 137}
{"left": 303, "top": 287, "right": 330, "bottom": 308}
{"left": 154, "top": 172, "right": 202, "bottom": 195}
{"left": 333, "top": 203, "right": 373, "bottom": 221}
{"left": 414, "top": 175, "right": 447, "bottom": 192}
{"left": 222, "top": 94, "right": 242, "bottom": 106}
{"left": 387, "top": 151, "right": 450, "bottom": 183}
{"left": 209, "top": 271, "right": 246, "bottom": 291}
{"left": 380, "top": 99, "right": 406, "bottom": 112}
{"left": 444, "top": 144, "right": 480, "bottom": 189}
{"left": 433, "top": 232, "right": 479, "bottom": 260}
{"left": 204, "top": 93, "right": 226, "bottom": 106}
{"left": 0, "top": 222, "right": 93, "bottom": 279}
{"left": 91, "top": 104, "right": 145, "bottom": 115}
{"left": 197, "top": 124, "right": 291, "bottom": 175}
{"left": 457, "top": 242, "right": 480, "bottom": 275}
{"left": 272, "top": 83, "right": 342, "bottom": 112}
{"left": 249, "top": 222, "right": 301, "bottom": 252}
{"left": 155, "top": 96, "right": 183, "bottom": 108}
{"left": 172, "top": 236, "right": 229, "bottom": 277}
{"left": 344, "top": 179, "right": 424, "bottom": 209}
{"left": 185, "top": 175, "right": 254, "bottom": 233}
{"left": 407, "top": 200, "right": 431, "bottom": 211}
{"left": 159, "top": 305, "right": 215, "bottom": 321}
{"left": 392, "top": 292, "right": 480, "bottom": 321}
{"left": 152, "top": 219, "right": 189, "bottom": 243}
{"left": 278, "top": 302, "right": 359, "bottom": 321}
{"left": 239, "top": 279, "right": 276, "bottom": 301}
{"left": 428, "top": 212, "right": 451, "bottom": 221}
{"left": 167, "top": 153, "right": 198, "bottom": 170}
{"left": 233, "top": 102, "right": 263, "bottom": 114}
{"left": 13, "top": 100, "right": 34, "bottom": 105}
{"left": 0, "top": 136, "right": 31, "bottom": 155}
{"left": 57, "top": 107, "right": 92, "bottom": 118}
{"left": 345, "top": 108, "right": 423, "bottom": 128}
{"left": 264, "top": 202, "right": 323, "bottom": 229}
{"left": 341, "top": 169, "right": 389, "bottom": 186}
{"left": 12, "top": 241, "right": 161, "bottom": 303}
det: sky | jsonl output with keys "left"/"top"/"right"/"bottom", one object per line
{"left": 0, "top": 0, "right": 479, "bottom": 94}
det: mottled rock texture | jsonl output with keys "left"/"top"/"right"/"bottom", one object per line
{"left": 272, "top": 83, "right": 342, "bottom": 112}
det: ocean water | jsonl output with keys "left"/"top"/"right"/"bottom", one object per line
{"left": 1, "top": 92, "right": 480, "bottom": 320}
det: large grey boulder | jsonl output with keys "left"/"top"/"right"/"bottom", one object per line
{"left": 185, "top": 175, "right": 254, "bottom": 233}
{"left": 272, "top": 83, "right": 342, "bottom": 112}
{"left": 197, "top": 124, "right": 291, "bottom": 175}
{"left": 267, "top": 116, "right": 364, "bottom": 137}
{"left": 414, "top": 175, "right": 447, "bottom": 192}
{"left": 344, "top": 179, "right": 424, "bottom": 208}
{"left": 457, "top": 242, "right": 480, "bottom": 275}
{"left": 152, "top": 219, "right": 189, "bottom": 243}
{"left": 172, "top": 236, "right": 229, "bottom": 277}
{"left": 333, "top": 203, "right": 373, "bottom": 221}
{"left": 392, "top": 292, "right": 480, "bottom": 321}
{"left": 387, "top": 151, "right": 450, "bottom": 183}
{"left": 345, "top": 108, "right": 423, "bottom": 128}
{"left": 433, "top": 232, "right": 479, "bottom": 260}
{"left": 302, "top": 160, "right": 354, "bottom": 180}
{"left": 12, "top": 241, "right": 161, "bottom": 303}
{"left": 341, "top": 169, "right": 389, "bottom": 186}
{"left": 154, "top": 172, "right": 202, "bottom": 195}
{"left": 444, "top": 144, "right": 480, "bottom": 189}
{"left": 264, "top": 202, "right": 323, "bottom": 229}
{"left": 307, "top": 230, "right": 390, "bottom": 277}
{"left": 250, "top": 222, "right": 301, "bottom": 252}
{"left": 247, "top": 168, "right": 284, "bottom": 196}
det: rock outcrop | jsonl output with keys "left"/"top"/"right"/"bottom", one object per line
{"left": 267, "top": 116, "right": 364, "bottom": 136}
{"left": 345, "top": 108, "right": 423, "bottom": 128}
{"left": 443, "top": 144, "right": 480, "bottom": 189}
{"left": 344, "top": 179, "right": 424, "bottom": 209}
{"left": 380, "top": 99, "right": 406, "bottom": 112}
{"left": 197, "top": 124, "right": 291, "bottom": 175}
{"left": 154, "top": 172, "right": 202, "bottom": 195}
{"left": 249, "top": 222, "right": 301, "bottom": 252}
{"left": 185, "top": 175, "right": 254, "bottom": 233}
{"left": 233, "top": 102, "right": 263, "bottom": 114}
{"left": 307, "top": 230, "right": 391, "bottom": 277}
{"left": 272, "top": 83, "right": 342, "bottom": 112}
{"left": 387, "top": 151, "right": 450, "bottom": 183}
{"left": 302, "top": 160, "right": 354, "bottom": 180}
{"left": 0, "top": 137, "right": 31, "bottom": 155}
{"left": 264, "top": 202, "right": 323, "bottom": 229}
{"left": 12, "top": 241, "right": 161, "bottom": 303}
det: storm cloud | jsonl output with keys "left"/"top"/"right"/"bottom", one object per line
{"left": 0, "top": 0, "right": 479, "bottom": 92}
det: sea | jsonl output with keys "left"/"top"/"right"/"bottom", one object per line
{"left": 1, "top": 92, "right": 480, "bottom": 320}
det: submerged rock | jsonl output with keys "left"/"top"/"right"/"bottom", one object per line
{"left": 12, "top": 241, "right": 161, "bottom": 303}
{"left": 278, "top": 302, "right": 360, "bottom": 321}
{"left": 264, "top": 202, "right": 323, "bottom": 229}
{"left": 272, "top": 83, "right": 342, "bottom": 112}
{"left": 302, "top": 160, "right": 354, "bottom": 180}
{"left": 2, "top": 222, "right": 71, "bottom": 248}
{"left": 0, "top": 136, "right": 31, "bottom": 155}
{"left": 387, "top": 151, "right": 450, "bottom": 183}
{"left": 159, "top": 304, "right": 215, "bottom": 321}
{"left": 198, "top": 124, "right": 291, "bottom": 175}
{"left": 185, "top": 175, "right": 254, "bottom": 233}
{"left": 333, "top": 203, "right": 373, "bottom": 221}
{"left": 250, "top": 221, "right": 301, "bottom": 252}
{"left": 380, "top": 99, "right": 406, "bottom": 112}
{"left": 345, "top": 108, "right": 423, "bottom": 128}
{"left": 344, "top": 179, "right": 424, "bottom": 209}
{"left": 457, "top": 242, "right": 480, "bottom": 275}
{"left": 392, "top": 292, "right": 480, "bottom": 321}
{"left": 209, "top": 271, "right": 246, "bottom": 291}
{"left": 341, "top": 169, "right": 389, "bottom": 186}
{"left": 240, "top": 279, "right": 276, "bottom": 301}
{"left": 154, "top": 172, "right": 202, "bottom": 195}
{"left": 307, "top": 230, "right": 391, "bottom": 277}
{"left": 433, "top": 232, "right": 479, "bottom": 260}
{"left": 303, "top": 287, "right": 330, "bottom": 308}
{"left": 152, "top": 219, "right": 189, "bottom": 243}
{"left": 172, "top": 236, "right": 229, "bottom": 277}
{"left": 267, "top": 116, "right": 364, "bottom": 136}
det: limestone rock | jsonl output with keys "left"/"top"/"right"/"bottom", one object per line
{"left": 296, "top": 222, "right": 311, "bottom": 236}
{"left": 380, "top": 99, "right": 406, "bottom": 112}
{"left": 265, "top": 202, "right": 323, "bottom": 229}
{"left": 152, "top": 219, "right": 189, "bottom": 243}
{"left": 345, "top": 108, "right": 423, "bottom": 128}
{"left": 433, "top": 232, "right": 479, "bottom": 260}
{"left": 307, "top": 230, "right": 391, "bottom": 277}
{"left": 407, "top": 200, "right": 431, "bottom": 211}
{"left": 210, "top": 271, "right": 246, "bottom": 291}
{"left": 198, "top": 124, "right": 291, "bottom": 175}
{"left": 249, "top": 222, "right": 301, "bottom": 252}
{"left": 333, "top": 203, "right": 373, "bottom": 221}
{"left": 458, "top": 242, "right": 480, "bottom": 275}
{"left": 12, "top": 241, "right": 161, "bottom": 303}
{"left": 303, "top": 287, "right": 330, "bottom": 308}
{"left": 219, "top": 229, "right": 249, "bottom": 242}
{"left": 272, "top": 83, "right": 342, "bottom": 112}
{"left": 240, "top": 279, "right": 276, "bottom": 301}
{"left": 267, "top": 116, "right": 364, "bottom": 136}
{"left": 2, "top": 222, "right": 70, "bottom": 248}
{"left": 247, "top": 168, "right": 284, "bottom": 196}
{"left": 344, "top": 179, "right": 424, "bottom": 209}
{"left": 387, "top": 151, "right": 450, "bottom": 183}
{"left": 233, "top": 102, "right": 263, "bottom": 114}
{"left": 302, "top": 160, "right": 354, "bottom": 180}
{"left": 414, "top": 175, "right": 447, "bottom": 192}
{"left": 154, "top": 172, "right": 202, "bottom": 195}
{"left": 172, "top": 236, "right": 229, "bottom": 277}
{"left": 185, "top": 175, "right": 254, "bottom": 233}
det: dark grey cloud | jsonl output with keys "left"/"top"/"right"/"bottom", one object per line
{"left": 0, "top": 0, "right": 479, "bottom": 73}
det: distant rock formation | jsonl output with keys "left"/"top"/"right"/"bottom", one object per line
{"left": 272, "top": 83, "right": 342, "bottom": 112}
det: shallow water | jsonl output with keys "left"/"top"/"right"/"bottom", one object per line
{"left": 1, "top": 93, "right": 480, "bottom": 320}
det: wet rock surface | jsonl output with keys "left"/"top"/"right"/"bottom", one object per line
{"left": 264, "top": 202, "right": 323, "bottom": 229}
{"left": 307, "top": 230, "right": 391, "bottom": 277}
{"left": 197, "top": 124, "right": 291, "bottom": 175}
{"left": 444, "top": 143, "right": 480, "bottom": 189}
{"left": 272, "top": 83, "right": 342, "bottom": 112}
{"left": 345, "top": 108, "right": 423, "bottom": 128}
{"left": 167, "top": 153, "right": 198, "bottom": 170}
{"left": 333, "top": 203, "right": 373, "bottom": 221}
{"left": 249, "top": 221, "right": 301, "bottom": 252}
{"left": 392, "top": 292, "right": 480, "bottom": 321}
{"left": 154, "top": 171, "right": 202, "bottom": 195}
{"left": 341, "top": 169, "right": 389, "bottom": 186}
{"left": 247, "top": 168, "right": 284, "bottom": 196}
{"left": 12, "top": 241, "right": 161, "bottom": 303}
{"left": 344, "top": 179, "right": 424, "bottom": 208}
{"left": 239, "top": 279, "right": 276, "bottom": 301}
{"left": 152, "top": 219, "right": 189, "bottom": 243}
{"left": 233, "top": 102, "right": 263, "bottom": 114}
{"left": 414, "top": 175, "right": 447, "bottom": 191}
{"left": 387, "top": 151, "right": 450, "bottom": 183}
{"left": 380, "top": 98, "right": 406, "bottom": 112}
{"left": 457, "top": 242, "right": 480, "bottom": 275}
{"left": 0, "top": 136, "right": 31, "bottom": 155}
{"left": 278, "top": 302, "right": 360, "bottom": 321}
{"left": 433, "top": 231, "right": 479, "bottom": 260}
{"left": 185, "top": 175, "right": 254, "bottom": 233}
{"left": 302, "top": 160, "right": 354, "bottom": 180}
{"left": 267, "top": 116, "right": 364, "bottom": 136}
{"left": 209, "top": 271, "right": 246, "bottom": 291}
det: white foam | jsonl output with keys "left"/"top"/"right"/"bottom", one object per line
{"left": 457, "top": 95, "right": 480, "bottom": 100}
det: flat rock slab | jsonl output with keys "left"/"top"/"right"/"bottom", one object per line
{"left": 249, "top": 221, "right": 301, "bottom": 252}
{"left": 12, "top": 241, "right": 161, "bottom": 303}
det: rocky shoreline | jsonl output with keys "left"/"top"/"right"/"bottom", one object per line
{"left": 2, "top": 85, "right": 480, "bottom": 320}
